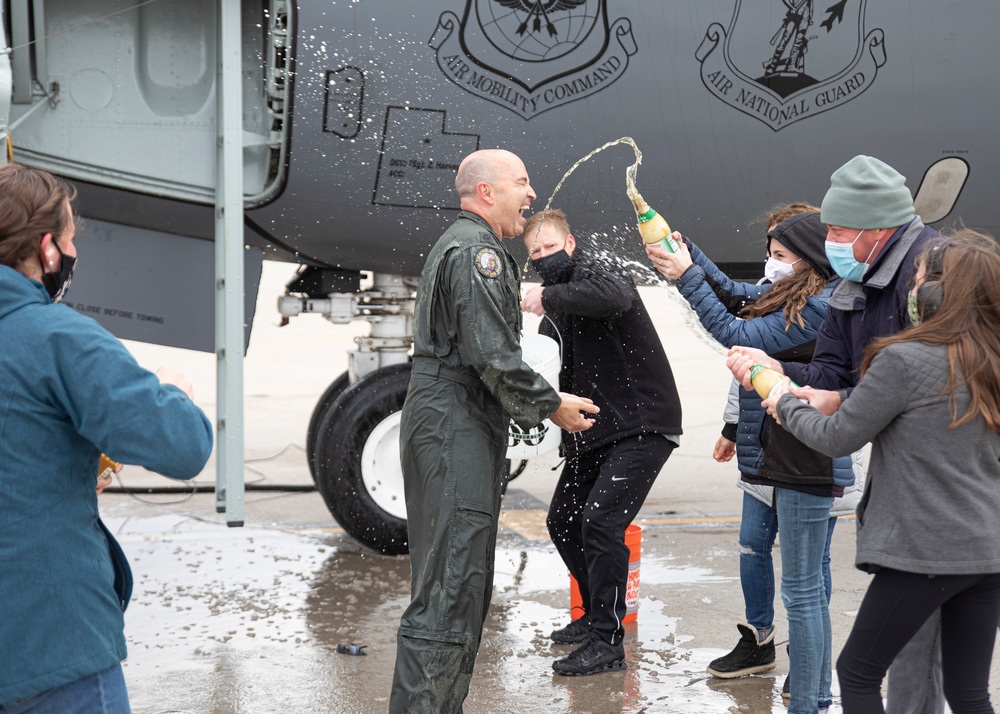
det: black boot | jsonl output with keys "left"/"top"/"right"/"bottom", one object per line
{"left": 552, "top": 633, "right": 625, "bottom": 676}
{"left": 550, "top": 616, "right": 591, "bottom": 645}
{"left": 706, "top": 623, "right": 776, "bottom": 678}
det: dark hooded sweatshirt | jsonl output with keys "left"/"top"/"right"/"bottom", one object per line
{"left": 537, "top": 247, "right": 682, "bottom": 457}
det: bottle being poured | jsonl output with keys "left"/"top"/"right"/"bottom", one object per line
{"left": 748, "top": 364, "right": 800, "bottom": 400}
{"left": 627, "top": 178, "right": 679, "bottom": 253}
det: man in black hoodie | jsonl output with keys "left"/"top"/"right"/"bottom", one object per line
{"left": 521, "top": 209, "right": 683, "bottom": 675}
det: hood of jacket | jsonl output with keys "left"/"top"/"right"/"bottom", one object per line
{"left": 767, "top": 212, "right": 835, "bottom": 280}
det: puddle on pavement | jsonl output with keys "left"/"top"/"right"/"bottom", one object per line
{"left": 109, "top": 515, "right": 795, "bottom": 713}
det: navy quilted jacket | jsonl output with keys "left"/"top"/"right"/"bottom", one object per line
{"left": 676, "top": 239, "right": 853, "bottom": 488}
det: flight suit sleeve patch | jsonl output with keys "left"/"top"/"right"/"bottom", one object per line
{"left": 474, "top": 247, "right": 503, "bottom": 279}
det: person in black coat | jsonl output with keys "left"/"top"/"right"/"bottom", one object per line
{"left": 521, "top": 209, "right": 683, "bottom": 676}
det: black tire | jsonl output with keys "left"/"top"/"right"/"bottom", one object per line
{"left": 313, "top": 364, "right": 411, "bottom": 555}
{"left": 305, "top": 372, "right": 351, "bottom": 483}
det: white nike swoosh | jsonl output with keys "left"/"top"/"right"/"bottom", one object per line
{"left": 610, "top": 476, "right": 627, "bottom": 481}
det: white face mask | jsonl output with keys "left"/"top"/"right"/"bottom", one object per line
{"left": 763, "top": 256, "right": 800, "bottom": 283}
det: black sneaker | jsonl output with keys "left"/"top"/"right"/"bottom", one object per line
{"left": 552, "top": 634, "right": 626, "bottom": 676}
{"left": 550, "top": 616, "right": 591, "bottom": 645}
{"left": 706, "top": 623, "right": 776, "bottom": 678}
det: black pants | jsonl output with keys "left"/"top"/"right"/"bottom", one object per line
{"left": 547, "top": 434, "right": 674, "bottom": 645}
{"left": 838, "top": 568, "right": 1000, "bottom": 714}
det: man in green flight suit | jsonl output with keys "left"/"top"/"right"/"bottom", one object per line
{"left": 389, "top": 149, "right": 600, "bottom": 713}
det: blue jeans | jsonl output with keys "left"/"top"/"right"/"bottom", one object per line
{"left": 0, "top": 664, "right": 130, "bottom": 714}
{"left": 739, "top": 491, "right": 837, "bottom": 632}
{"left": 775, "top": 488, "right": 834, "bottom": 714}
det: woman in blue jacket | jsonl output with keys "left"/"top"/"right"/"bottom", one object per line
{"left": 648, "top": 211, "right": 852, "bottom": 714}
{"left": 0, "top": 164, "right": 214, "bottom": 713}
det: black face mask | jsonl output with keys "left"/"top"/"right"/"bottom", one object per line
{"left": 531, "top": 250, "right": 572, "bottom": 284}
{"left": 42, "top": 241, "right": 76, "bottom": 303}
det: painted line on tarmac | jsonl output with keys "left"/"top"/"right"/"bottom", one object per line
{"left": 499, "top": 510, "right": 748, "bottom": 542}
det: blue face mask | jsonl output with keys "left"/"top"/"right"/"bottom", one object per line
{"left": 825, "top": 229, "right": 876, "bottom": 283}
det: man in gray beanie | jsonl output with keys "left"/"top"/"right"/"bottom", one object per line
{"left": 820, "top": 155, "right": 918, "bottom": 283}
{"left": 727, "top": 154, "right": 946, "bottom": 714}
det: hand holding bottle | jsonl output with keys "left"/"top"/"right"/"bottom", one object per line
{"left": 97, "top": 454, "right": 123, "bottom": 494}
{"left": 785, "top": 384, "right": 843, "bottom": 416}
{"left": 760, "top": 378, "right": 834, "bottom": 423}
{"left": 727, "top": 346, "right": 781, "bottom": 390}
{"left": 760, "top": 377, "right": 793, "bottom": 422}
{"left": 645, "top": 237, "right": 692, "bottom": 280}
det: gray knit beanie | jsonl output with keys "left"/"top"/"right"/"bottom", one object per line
{"left": 820, "top": 155, "right": 915, "bottom": 230}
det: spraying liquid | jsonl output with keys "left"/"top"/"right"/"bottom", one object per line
{"left": 524, "top": 136, "right": 646, "bottom": 277}
{"left": 525, "top": 136, "right": 728, "bottom": 356}
{"left": 524, "top": 136, "right": 678, "bottom": 270}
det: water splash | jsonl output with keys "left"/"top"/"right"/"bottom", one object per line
{"left": 544, "top": 136, "right": 642, "bottom": 213}
{"left": 523, "top": 137, "right": 642, "bottom": 277}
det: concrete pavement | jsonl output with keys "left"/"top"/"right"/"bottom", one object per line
{"left": 98, "top": 260, "right": 988, "bottom": 713}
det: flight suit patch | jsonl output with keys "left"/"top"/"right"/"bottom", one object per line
{"left": 474, "top": 248, "right": 502, "bottom": 279}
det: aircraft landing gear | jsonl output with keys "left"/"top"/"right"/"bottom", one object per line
{"left": 306, "top": 371, "right": 351, "bottom": 481}
{"left": 308, "top": 363, "right": 526, "bottom": 555}
{"left": 312, "top": 364, "right": 412, "bottom": 555}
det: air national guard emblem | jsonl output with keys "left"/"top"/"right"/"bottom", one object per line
{"left": 429, "top": 0, "right": 637, "bottom": 119}
{"left": 475, "top": 247, "right": 503, "bottom": 278}
{"left": 696, "top": 0, "right": 886, "bottom": 131}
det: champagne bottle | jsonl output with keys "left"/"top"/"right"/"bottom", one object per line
{"left": 748, "top": 364, "right": 799, "bottom": 400}
{"left": 631, "top": 194, "right": 680, "bottom": 253}
{"left": 98, "top": 453, "right": 121, "bottom": 484}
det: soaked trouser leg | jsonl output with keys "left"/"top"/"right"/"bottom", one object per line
{"left": 575, "top": 434, "right": 674, "bottom": 645}
{"left": 547, "top": 455, "right": 595, "bottom": 618}
{"left": 389, "top": 376, "right": 506, "bottom": 714}
{"left": 839, "top": 569, "right": 1000, "bottom": 714}
{"left": 885, "top": 611, "right": 944, "bottom": 714}
{"left": 738, "top": 492, "right": 778, "bottom": 633}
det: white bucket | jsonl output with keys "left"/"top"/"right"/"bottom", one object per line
{"left": 507, "top": 332, "right": 562, "bottom": 459}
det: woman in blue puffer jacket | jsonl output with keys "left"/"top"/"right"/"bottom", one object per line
{"left": 648, "top": 210, "right": 851, "bottom": 714}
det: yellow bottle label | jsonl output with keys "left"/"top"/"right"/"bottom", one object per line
{"left": 748, "top": 365, "right": 799, "bottom": 399}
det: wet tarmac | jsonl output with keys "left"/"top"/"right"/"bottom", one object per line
{"left": 105, "top": 504, "right": 842, "bottom": 714}
{"left": 99, "top": 262, "right": 997, "bottom": 713}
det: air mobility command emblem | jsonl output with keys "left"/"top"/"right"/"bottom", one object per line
{"left": 429, "top": 0, "right": 637, "bottom": 120}
{"left": 475, "top": 247, "right": 503, "bottom": 278}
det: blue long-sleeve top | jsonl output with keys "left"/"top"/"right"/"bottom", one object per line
{"left": 0, "top": 264, "right": 214, "bottom": 704}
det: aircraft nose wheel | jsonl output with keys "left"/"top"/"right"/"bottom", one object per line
{"left": 306, "top": 372, "right": 351, "bottom": 483}
{"left": 312, "top": 364, "right": 412, "bottom": 555}
{"left": 309, "top": 364, "right": 527, "bottom": 555}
